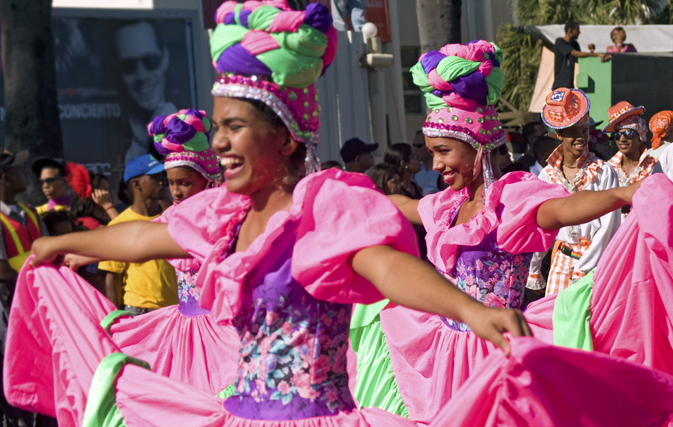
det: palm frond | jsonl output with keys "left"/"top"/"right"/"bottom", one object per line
{"left": 497, "top": 24, "right": 543, "bottom": 111}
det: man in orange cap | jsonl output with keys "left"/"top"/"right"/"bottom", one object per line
{"left": 649, "top": 110, "right": 673, "bottom": 158}
{"left": 527, "top": 88, "right": 621, "bottom": 296}
{"left": 604, "top": 102, "right": 662, "bottom": 218}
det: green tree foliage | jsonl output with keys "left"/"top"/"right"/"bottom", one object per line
{"left": 498, "top": 25, "right": 543, "bottom": 112}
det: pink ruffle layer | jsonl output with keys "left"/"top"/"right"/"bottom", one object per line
{"left": 590, "top": 174, "right": 673, "bottom": 375}
{"left": 418, "top": 172, "right": 570, "bottom": 274}
{"left": 379, "top": 302, "right": 555, "bottom": 424}
{"left": 4, "top": 264, "right": 124, "bottom": 426}
{"left": 110, "top": 306, "right": 239, "bottom": 396}
{"left": 165, "top": 169, "right": 420, "bottom": 324}
{"left": 433, "top": 337, "right": 673, "bottom": 427}
{"left": 116, "top": 363, "right": 416, "bottom": 427}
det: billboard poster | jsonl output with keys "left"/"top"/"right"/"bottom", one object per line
{"left": 0, "top": 15, "right": 197, "bottom": 198}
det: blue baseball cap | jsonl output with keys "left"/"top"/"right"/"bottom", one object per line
{"left": 123, "top": 154, "right": 165, "bottom": 183}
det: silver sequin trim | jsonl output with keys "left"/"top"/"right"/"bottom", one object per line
{"left": 211, "top": 82, "right": 316, "bottom": 145}
{"left": 422, "top": 127, "right": 506, "bottom": 151}
{"left": 165, "top": 159, "right": 221, "bottom": 183}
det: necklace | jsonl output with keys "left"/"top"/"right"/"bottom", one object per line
{"left": 563, "top": 163, "right": 577, "bottom": 169}
{"left": 550, "top": 154, "right": 594, "bottom": 194}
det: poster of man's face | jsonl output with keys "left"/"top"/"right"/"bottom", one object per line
{"left": 116, "top": 21, "right": 170, "bottom": 113}
{"left": 0, "top": 15, "right": 196, "bottom": 199}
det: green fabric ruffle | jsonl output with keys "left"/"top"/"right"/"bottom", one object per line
{"left": 349, "top": 302, "right": 408, "bottom": 417}
{"left": 553, "top": 269, "right": 595, "bottom": 351}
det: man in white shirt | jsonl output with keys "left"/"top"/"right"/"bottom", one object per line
{"left": 527, "top": 88, "right": 621, "bottom": 296}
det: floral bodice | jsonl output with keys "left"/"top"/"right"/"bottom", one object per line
{"left": 441, "top": 205, "right": 532, "bottom": 332}
{"left": 177, "top": 267, "right": 209, "bottom": 316}
{"left": 163, "top": 169, "right": 422, "bottom": 420}
{"left": 222, "top": 222, "right": 355, "bottom": 420}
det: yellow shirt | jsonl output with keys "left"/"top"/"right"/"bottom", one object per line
{"left": 98, "top": 207, "right": 178, "bottom": 309}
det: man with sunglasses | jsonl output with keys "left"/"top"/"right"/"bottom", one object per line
{"left": 115, "top": 21, "right": 176, "bottom": 164}
{"left": 32, "top": 157, "right": 70, "bottom": 216}
{"left": 604, "top": 101, "right": 662, "bottom": 218}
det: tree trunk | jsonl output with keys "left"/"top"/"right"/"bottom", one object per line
{"left": 416, "top": 0, "right": 462, "bottom": 53}
{"left": 0, "top": 0, "right": 63, "bottom": 205}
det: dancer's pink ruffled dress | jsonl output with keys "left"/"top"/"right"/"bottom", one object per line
{"left": 433, "top": 337, "right": 673, "bottom": 427}
{"left": 3, "top": 169, "right": 421, "bottom": 426}
{"left": 106, "top": 207, "right": 239, "bottom": 397}
{"left": 374, "top": 172, "right": 567, "bottom": 423}
{"left": 357, "top": 173, "right": 673, "bottom": 425}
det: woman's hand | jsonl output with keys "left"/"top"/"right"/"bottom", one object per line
{"left": 92, "top": 188, "right": 114, "bottom": 209}
{"left": 30, "top": 237, "right": 65, "bottom": 267}
{"left": 63, "top": 254, "right": 101, "bottom": 270}
{"left": 462, "top": 305, "right": 532, "bottom": 357}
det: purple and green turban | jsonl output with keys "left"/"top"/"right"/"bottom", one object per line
{"left": 209, "top": 0, "right": 337, "bottom": 173}
{"left": 412, "top": 41, "right": 506, "bottom": 189}
{"left": 148, "top": 109, "right": 222, "bottom": 183}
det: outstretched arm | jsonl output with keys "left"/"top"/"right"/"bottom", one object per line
{"left": 352, "top": 245, "right": 531, "bottom": 355}
{"left": 536, "top": 182, "right": 638, "bottom": 231}
{"left": 388, "top": 194, "right": 422, "bottom": 225}
{"left": 30, "top": 221, "right": 188, "bottom": 267}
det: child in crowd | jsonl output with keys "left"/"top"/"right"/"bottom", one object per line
{"left": 384, "top": 143, "right": 423, "bottom": 199}
{"left": 97, "top": 154, "right": 177, "bottom": 313}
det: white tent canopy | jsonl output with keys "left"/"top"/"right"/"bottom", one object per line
{"left": 532, "top": 25, "right": 673, "bottom": 53}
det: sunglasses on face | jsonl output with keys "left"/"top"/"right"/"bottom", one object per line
{"left": 612, "top": 129, "right": 638, "bottom": 140}
{"left": 120, "top": 54, "right": 162, "bottom": 75}
{"left": 40, "top": 177, "right": 63, "bottom": 186}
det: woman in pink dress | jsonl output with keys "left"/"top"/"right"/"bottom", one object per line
{"left": 349, "top": 41, "right": 645, "bottom": 424}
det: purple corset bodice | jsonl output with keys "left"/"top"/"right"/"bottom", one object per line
{"left": 177, "top": 268, "right": 209, "bottom": 317}
{"left": 441, "top": 208, "right": 533, "bottom": 332}
{"left": 223, "top": 224, "right": 355, "bottom": 420}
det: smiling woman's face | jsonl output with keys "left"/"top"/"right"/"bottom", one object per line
{"left": 425, "top": 136, "right": 477, "bottom": 191}
{"left": 210, "top": 97, "right": 294, "bottom": 196}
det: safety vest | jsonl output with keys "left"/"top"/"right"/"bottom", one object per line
{"left": 0, "top": 203, "right": 42, "bottom": 272}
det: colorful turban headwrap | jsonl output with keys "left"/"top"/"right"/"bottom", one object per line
{"left": 209, "top": 0, "right": 337, "bottom": 173}
{"left": 148, "top": 109, "right": 222, "bottom": 183}
{"left": 649, "top": 110, "right": 673, "bottom": 150}
{"left": 412, "top": 40, "right": 506, "bottom": 188}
